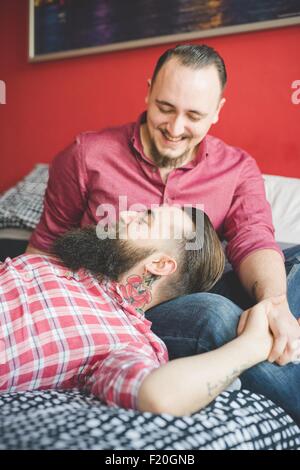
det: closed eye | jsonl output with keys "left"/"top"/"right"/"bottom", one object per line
{"left": 158, "top": 106, "right": 173, "bottom": 114}
{"left": 188, "top": 114, "right": 201, "bottom": 122}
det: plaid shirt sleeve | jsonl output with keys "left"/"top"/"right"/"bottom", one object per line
{"left": 83, "top": 343, "right": 162, "bottom": 410}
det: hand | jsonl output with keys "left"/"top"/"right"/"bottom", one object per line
{"left": 237, "top": 298, "right": 276, "bottom": 363}
{"left": 238, "top": 295, "right": 300, "bottom": 365}
{"left": 264, "top": 296, "right": 300, "bottom": 365}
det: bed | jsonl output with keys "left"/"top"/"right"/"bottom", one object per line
{"left": 0, "top": 165, "right": 300, "bottom": 450}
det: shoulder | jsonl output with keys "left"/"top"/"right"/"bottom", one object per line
{"left": 75, "top": 121, "right": 135, "bottom": 149}
{"left": 2, "top": 254, "right": 63, "bottom": 269}
{"left": 206, "top": 134, "right": 254, "bottom": 162}
{"left": 205, "top": 134, "right": 260, "bottom": 174}
{"left": 0, "top": 254, "right": 64, "bottom": 281}
{"left": 51, "top": 121, "right": 136, "bottom": 174}
{"left": 71, "top": 121, "right": 138, "bottom": 173}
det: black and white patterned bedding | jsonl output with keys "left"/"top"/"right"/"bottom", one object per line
{"left": 0, "top": 389, "right": 299, "bottom": 450}
{"left": 0, "top": 164, "right": 48, "bottom": 230}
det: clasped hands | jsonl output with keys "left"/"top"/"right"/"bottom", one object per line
{"left": 237, "top": 295, "right": 300, "bottom": 366}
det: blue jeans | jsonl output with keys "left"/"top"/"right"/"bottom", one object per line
{"left": 145, "top": 246, "right": 300, "bottom": 424}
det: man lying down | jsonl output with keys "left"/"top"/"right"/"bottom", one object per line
{"left": 0, "top": 205, "right": 282, "bottom": 416}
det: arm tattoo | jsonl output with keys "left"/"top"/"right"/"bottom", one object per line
{"left": 206, "top": 362, "right": 251, "bottom": 398}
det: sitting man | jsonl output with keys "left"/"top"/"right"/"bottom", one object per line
{"left": 0, "top": 206, "right": 284, "bottom": 416}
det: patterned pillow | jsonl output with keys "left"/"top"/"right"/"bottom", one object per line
{"left": 0, "top": 165, "right": 48, "bottom": 230}
{"left": 0, "top": 389, "right": 299, "bottom": 450}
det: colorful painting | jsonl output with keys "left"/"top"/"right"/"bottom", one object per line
{"left": 29, "top": 0, "right": 300, "bottom": 61}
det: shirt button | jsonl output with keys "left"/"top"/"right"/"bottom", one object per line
{"left": 151, "top": 167, "right": 157, "bottom": 173}
{"left": 23, "top": 272, "right": 33, "bottom": 281}
{"left": 64, "top": 271, "right": 73, "bottom": 279}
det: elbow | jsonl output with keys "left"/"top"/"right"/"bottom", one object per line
{"left": 137, "top": 387, "right": 191, "bottom": 417}
{"left": 136, "top": 388, "right": 164, "bottom": 415}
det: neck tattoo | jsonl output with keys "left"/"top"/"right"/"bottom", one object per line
{"left": 119, "top": 272, "right": 159, "bottom": 314}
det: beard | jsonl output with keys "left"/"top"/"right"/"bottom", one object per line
{"left": 149, "top": 138, "right": 189, "bottom": 169}
{"left": 149, "top": 132, "right": 192, "bottom": 169}
{"left": 52, "top": 226, "right": 155, "bottom": 281}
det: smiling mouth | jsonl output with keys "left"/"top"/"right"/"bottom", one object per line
{"left": 161, "top": 130, "right": 186, "bottom": 143}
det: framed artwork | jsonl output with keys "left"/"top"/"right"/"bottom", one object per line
{"left": 28, "top": 0, "right": 300, "bottom": 62}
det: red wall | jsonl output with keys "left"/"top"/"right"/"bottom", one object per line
{"left": 1, "top": 1, "right": 300, "bottom": 193}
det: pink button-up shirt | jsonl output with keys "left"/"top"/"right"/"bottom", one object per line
{"left": 0, "top": 255, "right": 167, "bottom": 409}
{"left": 30, "top": 112, "right": 281, "bottom": 270}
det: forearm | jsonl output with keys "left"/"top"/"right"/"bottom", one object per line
{"left": 137, "top": 335, "right": 265, "bottom": 416}
{"left": 238, "top": 249, "right": 287, "bottom": 301}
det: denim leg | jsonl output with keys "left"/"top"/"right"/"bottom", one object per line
{"left": 146, "top": 247, "right": 300, "bottom": 424}
{"left": 210, "top": 244, "right": 300, "bottom": 315}
{"left": 240, "top": 358, "right": 300, "bottom": 424}
{"left": 146, "top": 245, "right": 300, "bottom": 356}
{"left": 283, "top": 244, "right": 300, "bottom": 263}
{"left": 209, "top": 270, "right": 253, "bottom": 310}
{"left": 283, "top": 245, "right": 300, "bottom": 318}
{"left": 146, "top": 293, "right": 242, "bottom": 360}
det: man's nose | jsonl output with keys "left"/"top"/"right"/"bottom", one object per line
{"left": 119, "top": 211, "right": 139, "bottom": 224}
{"left": 167, "top": 115, "right": 185, "bottom": 137}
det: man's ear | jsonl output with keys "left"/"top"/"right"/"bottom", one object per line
{"left": 212, "top": 97, "right": 226, "bottom": 124}
{"left": 145, "top": 255, "right": 177, "bottom": 277}
{"left": 145, "top": 78, "right": 152, "bottom": 105}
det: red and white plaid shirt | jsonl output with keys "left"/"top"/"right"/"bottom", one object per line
{"left": 0, "top": 255, "right": 168, "bottom": 409}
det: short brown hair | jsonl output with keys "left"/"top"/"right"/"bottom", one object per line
{"left": 152, "top": 44, "right": 227, "bottom": 92}
{"left": 164, "top": 207, "right": 225, "bottom": 299}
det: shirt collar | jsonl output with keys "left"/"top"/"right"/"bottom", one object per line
{"left": 49, "top": 255, "right": 147, "bottom": 319}
{"left": 131, "top": 111, "right": 155, "bottom": 166}
{"left": 183, "top": 138, "right": 208, "bottom": 168}
{"left": 101, "top": 277, "right": 149, "bottom": 321}
{"left": 131, "top": 111, "right": 208, "bottom": 168}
